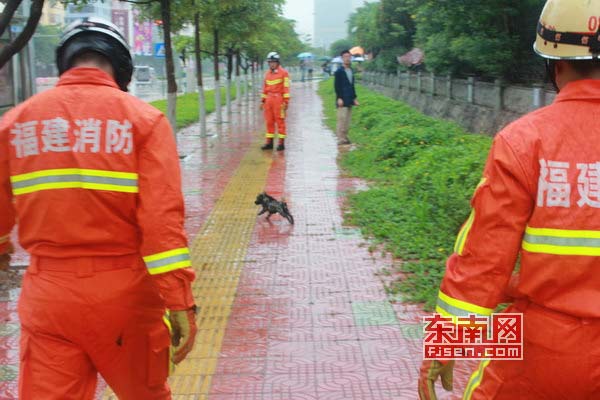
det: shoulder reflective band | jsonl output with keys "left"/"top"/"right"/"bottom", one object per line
{"left": 266, "top": 78, "right": 283, "bottom": 86}
{"left": 0, "top": 234, "right": 8, "bottom": 245}
{"left": 522, "top": 226, "right": 600, "bottom": 256}
{"left": 143, "top": 247, "right": 191, "bottom": 275}
{"left": 436, "top": 290, "right": 493, "bottom": 319}
{"left": 10, "top": 168, "right": 138, "bottom": 195}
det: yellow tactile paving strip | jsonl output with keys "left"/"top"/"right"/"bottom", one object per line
{"left": 101, "top": 147, "right": 272, "bottom": 399}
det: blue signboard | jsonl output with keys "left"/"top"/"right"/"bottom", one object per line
{"left": 154, "top": 43, "right": 165, "bottom": 58}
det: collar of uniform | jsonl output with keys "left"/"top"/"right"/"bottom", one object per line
{"left": 57, "top": 67, "right": 119, "bottom": 90}
{"left": 555, "top": 79, "right": 600, "bottom": 102}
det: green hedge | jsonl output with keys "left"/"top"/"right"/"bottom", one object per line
{"left": 319, "top": 81, "right": 492, "bottom": 309}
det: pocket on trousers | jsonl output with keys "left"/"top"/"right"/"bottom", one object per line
{"left": 147, "top": 325, "right": 171, "bottom": 387}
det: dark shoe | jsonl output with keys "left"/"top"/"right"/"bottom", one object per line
{"left": 261, "top": 142, "right": 273, "bottom": 150}
{"left": 276, "top": 144, "right": 285, "bottom": 151}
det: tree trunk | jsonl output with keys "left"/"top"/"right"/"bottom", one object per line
{"left": 0, "top": 0, "right": 43, "bottom": 70}
{"left": 250, "top": 59, "right": 255, "bottom": 99}
{"left": 225, "top": 50, "right": 232, "bottom": 115}
{"left": 161, "top": 0, "right": 178, "bottom": 139}
{"left": 235, "top": 50, "right": 241, "bottom": 105}
{"left": 213, "top": 29, "right": 221, "bottom": 124}
{"left": 193, "top": 7, "right": 206, "bottom": 136}
{"left": 253, "top": 58, "right": 260, "bottom": 99}
{"left": 0, "top": 0, "right": 23, "bottom": 39}
{"left": 240, "top": 56, "right": 249, "bottom": 101}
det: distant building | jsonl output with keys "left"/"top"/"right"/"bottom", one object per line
{"left": 313, "top": 0, "right": 368, "bottom": 50}
{"left": 40, "top": 1, "right": 65, "bottom": 26}
{"left": 111, "top": 0, "right": 134, "bottom": 47}
{"left": 65, "top": 2, "right": 112, "bottom": 25}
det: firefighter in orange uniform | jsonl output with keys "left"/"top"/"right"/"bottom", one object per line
{"left": 0, "top": 18, "right": 196, "bottom": 399}
{"left": 419, "top": 1, "right": 600, "bottom": 399}
{"left": 260, "top": 51, "right": 290, "bottom": 151}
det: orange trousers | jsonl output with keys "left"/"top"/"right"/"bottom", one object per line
{"left": 264, "top": 93, "right": 286, "bottom": 140}
{"left": 18, "top": 255, "right": 172, "bottom": 400}
{"left": 465, "top": 301, "right": 600, "bottom": 399}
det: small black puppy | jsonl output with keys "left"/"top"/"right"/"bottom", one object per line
{"left": 255, "top": 192, "right": 294, "bottom": 224}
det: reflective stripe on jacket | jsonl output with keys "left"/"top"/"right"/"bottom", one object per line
{"left": 262, "top": 67, "right": 290, "bottom": 102}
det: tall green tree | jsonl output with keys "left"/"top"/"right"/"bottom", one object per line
{"left": 375, "top": 0, "right": 415, "bottom": 71}
{"left": 329, "top": 38, "right": 353, "bottom": 57}
{"left": 348, "top": 2, "right": 380, "bottom": 57}
{"left": 406, "top": 0, "right": 545, "bottom": 79}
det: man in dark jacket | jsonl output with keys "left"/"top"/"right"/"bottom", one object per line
{"left": 334, "top": 49, "right": 359, "bottom": 145}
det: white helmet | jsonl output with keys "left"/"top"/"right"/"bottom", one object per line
{"left": 534, "top": 0, "right": 600, "bottom": 60}
{"left": 56, "top": 17, "right": 133, "bottom": 91}
{"left": 266, "top": 52, "right": 280, "bottom": 62}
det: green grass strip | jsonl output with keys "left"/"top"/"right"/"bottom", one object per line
{"left": 150, "top": 84, "right": 239, "bottom": 129}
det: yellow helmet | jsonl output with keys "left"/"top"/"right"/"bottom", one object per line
{"left": 534, "top": 0, "right": 600, "bottom": 60}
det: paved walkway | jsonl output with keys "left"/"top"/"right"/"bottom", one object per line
{"left": 0, "top": 82, "right": 477, "bottom": 399}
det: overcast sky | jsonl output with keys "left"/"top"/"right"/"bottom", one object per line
{"left": 283, "top": 0, "right": 315, "bottom": 42}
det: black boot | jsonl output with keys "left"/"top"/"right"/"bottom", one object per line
{"left": 261, "top": 140, "right": 273, "bottom": 150}
{"left": 276, "top": 140, "right": 285, "bottom": 151}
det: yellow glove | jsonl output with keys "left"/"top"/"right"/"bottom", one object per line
{"left": 0, "top": 242, "right": 14, "bottom": 271}
{"left": 169, "top": 306, "right": 198, "bottom": 364}
{"left": 418, "top": 360, "right": 455, "bottom": 400}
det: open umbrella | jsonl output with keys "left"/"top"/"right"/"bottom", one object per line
{"left": 352, "top": 56, "right": 365, "bottom": 62}
{"left": 349, "top": 46, "right": 364, "bottom": 56}
{"left": 297, "top": 52, "right": 314, "bottom": 59}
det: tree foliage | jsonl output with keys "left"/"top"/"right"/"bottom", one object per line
{"left": 407, "top": 0, "right": 545, "bottom": 80}
{"left": 329, "top": 38, "right": 353, "bottom": 57}
{"left": 346, "top": 0, "right": 546, "bottom": 81}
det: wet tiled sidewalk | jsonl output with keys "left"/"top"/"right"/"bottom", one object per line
{"left": 0, "top": 83, "right": 477, "bottom": 399}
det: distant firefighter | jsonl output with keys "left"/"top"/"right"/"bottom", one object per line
{"left": 260, "top": 51, "right": 291, "bottom": 152}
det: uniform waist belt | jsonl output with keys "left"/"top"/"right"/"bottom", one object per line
{"left": 30, "top": 254, "right": 143, "bottom": 276}
{"left": 267, "top": 93, "right": 282, "bottom": 96}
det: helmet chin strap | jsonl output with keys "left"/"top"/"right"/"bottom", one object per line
{"left": 546, "top": 59, "right": 559, "bottom": 93}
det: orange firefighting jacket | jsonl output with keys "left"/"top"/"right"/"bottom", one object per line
{"left": 0, "top": 67, "right": 194, "bottom": 310}
{"left": 261, "top": 67, "right": 290, "bottom": 103}
{"left": 438, "top": 79, "right": 600, "bottom": 319}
